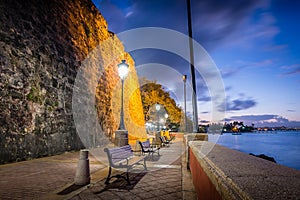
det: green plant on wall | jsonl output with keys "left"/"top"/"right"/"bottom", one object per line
{"left": 27, "top": 81, "right": 44, "bottom": 105}
{"left": 45, "top": 98, "right": 59, "bottom": 111}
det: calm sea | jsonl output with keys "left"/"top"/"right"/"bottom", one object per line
{"left": 208, "top": 131, "right": 300, "bottom": 170}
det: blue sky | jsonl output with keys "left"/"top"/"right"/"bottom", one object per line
{"left": 93, "top": 0, "right": 300, "bottom": 127}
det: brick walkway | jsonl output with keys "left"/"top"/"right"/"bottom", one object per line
{"left": 72, "top": 167, "right": 182, "bottom": 200}
{"left": 0, "top": 137, "right": 196, "bottom": 200}
{"left": 0, "top": 151, "right": 104, "bottom": 200}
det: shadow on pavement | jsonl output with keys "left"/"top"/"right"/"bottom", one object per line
{"left": 57, "top": 184, "right": 85, "bottom": 195}
{"left": 94, "top": 170, "right": 147, "bottom": 194}
{"left": 145, "top": 154, "right": 161, "bottom": 161}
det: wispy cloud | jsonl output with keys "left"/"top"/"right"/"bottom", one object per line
{"left": 220, "top": 59, "right": 273, "bottom": 78}
{"left": 125, "top": 11, "right": 134, "bottom": 18}
{"left": 220, "top": 67, "right": 240, "bottom": 78}
{"left": 198, "top": 96, "right": 211, "bottom": 102}
{"left": 214, "top": 11, "right": 280, "bottom": 51}
{"left": 280, "top": 64, "right": 300, "bottom": 76}
{"left": 191, "top": 0, "right": 272, "bottom": 49}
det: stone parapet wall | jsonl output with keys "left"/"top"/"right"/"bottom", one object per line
{"left": 189, "top": 141, "right": 300, "bottom": 200}
{"left": 0, "top": 0, "right": 146, "bottom": 163}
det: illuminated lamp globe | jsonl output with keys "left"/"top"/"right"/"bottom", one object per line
{"left": 118, "top": 60, "right": 129, "bottom": 80}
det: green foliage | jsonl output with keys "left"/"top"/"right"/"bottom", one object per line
{"left": 27, "top": 82, "right": 44, "bottom": 105}
{"left": 140, "top": 81, "right": 182, "bottom": 125}
{"left": 45, "top": 98, "right": 59, "bottom": 111}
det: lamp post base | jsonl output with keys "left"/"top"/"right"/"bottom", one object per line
{"left": 114, "top": 129, "right": 128, "bottom": 147}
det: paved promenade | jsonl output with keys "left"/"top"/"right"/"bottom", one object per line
{"left": 0, "top": 137, "right": 196, "bottom": 200}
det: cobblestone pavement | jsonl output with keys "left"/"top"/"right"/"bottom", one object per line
{"left": 70, "top": 138, "right": 196, "bottom": 200}
{"left": 71, "top": 167, "right": 182, "bottom": 200}
{"left": 0, "top": 137, "right": 196, "bottom": 200}
{"left": 0, "top": 151, "right": 104, "bottom": 200}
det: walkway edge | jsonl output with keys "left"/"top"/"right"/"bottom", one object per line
{"left": 182, "top": 143, "right": 197, "bottom": 200}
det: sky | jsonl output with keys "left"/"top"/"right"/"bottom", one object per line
{"left": 92, "top": 0, "right": 300, "bottom": 128}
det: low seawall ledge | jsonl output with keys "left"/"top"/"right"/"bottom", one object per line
{"left": 189, "top": 141, "right": 300, "bottom": 200}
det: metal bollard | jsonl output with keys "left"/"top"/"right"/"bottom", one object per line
{"left": 74, "top": 149, "right": 90, "bottom": 185}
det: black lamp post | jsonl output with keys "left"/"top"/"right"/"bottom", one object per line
{"left": 183, "top": 75, "right": 187, "bottom": 132}
{"left": 117, "top": 60, "right": 129, "bottom": 130}
{"left": 187, "top": 0, "right": 199, "bottom": 132}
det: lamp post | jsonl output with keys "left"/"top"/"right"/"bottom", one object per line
{"left": 183, "top": 75, "right": 187, "bottom": 132}
{"left": 115, "top": 60, "right": 129, "bottom": 146}
{"left": 187, "top": 0, "right": 199, "bottom": 133}
{"left": 118, "top": 60, "right": 129, "bottom": 130}
{"left": 156, "top": 104, "right": 161, "bottom": 131}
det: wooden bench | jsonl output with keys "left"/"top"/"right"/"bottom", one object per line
{"left": 138, "top": 140, "right": 160, "bottom": 157}
{"left": 104, "top": 145, "right": 147, "bottom": 184}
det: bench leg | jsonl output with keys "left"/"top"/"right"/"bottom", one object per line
{"left": 105, "top": 167, "right": 112, "bottom": 184}
{"left": 126, "top": 168, "right": 130, "bottom": 185}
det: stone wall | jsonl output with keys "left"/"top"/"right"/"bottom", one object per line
{"left": 0, "top": 0, "right": 146, "bottom": 163}
{"left": 189, "top": 141, "right": 300, "bottom": 199}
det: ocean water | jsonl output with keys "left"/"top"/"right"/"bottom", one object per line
{"left": 208, "top": 131, "right": 300, "bottom": 170}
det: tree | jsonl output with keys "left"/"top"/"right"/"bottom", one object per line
{"left": 140, "top": 81, "right": 182, "bottom": 127}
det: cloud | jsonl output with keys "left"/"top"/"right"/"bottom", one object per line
{"left": 227, "top": 114, "right": 278, "bottom": 122}
{"left": 220, "top": 59, "right": 273, "bottom": 78}
{"left": 226, "top": 114, "right": 300, "bottom": 127}
{"left": 220, "top": 12, "right": 279, "bottom": 50}
{"left": 227, "top": 99, "right": 256, "bottom": 111}
{"left": 198, "top": 96, "right": 211, "bottom": 102}
{"left": 125, "top": 11, "right": 134, "bottom": 18}
{"left": 225, "top": 86, "right": 232, "bottom": 91}
{"left": 95, "top": 0, "right": 189, "bottom": 33}
{"left": 93, "top": 0, "right": 129, "bottom": 31}
{"left": 263, "top": 44, "right": 287, "bottom": 51}
{"left": 95, "top": 0, "right": 274, "bottom": 50}
{"left": 219, "top": 96, "right": 257, "bottom": 112}
{"left": 280, "top": 64, "right": 300, "bottom": 76}
{"left": 187, "top": 0, "right": 281, "bottom": 51}
{"left": 220, "top": 67, "right": 240, "bottom": 78}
